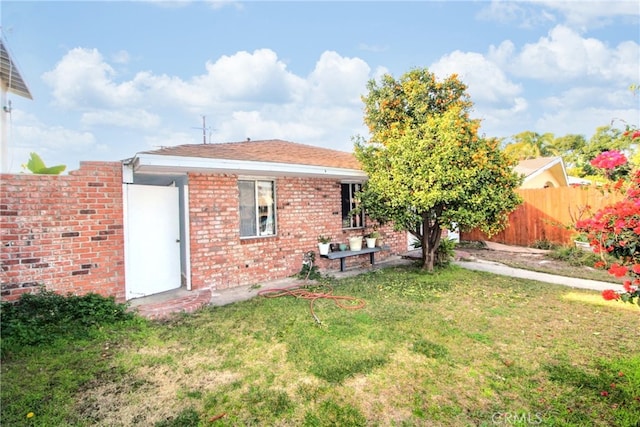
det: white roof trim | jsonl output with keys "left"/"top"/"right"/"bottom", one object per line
{"left": 131, "top": 153, "right": 367, "bottom": 180}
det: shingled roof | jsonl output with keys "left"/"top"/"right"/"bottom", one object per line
{"left": 141, "top": 139, "right": 361, "bottom": 170}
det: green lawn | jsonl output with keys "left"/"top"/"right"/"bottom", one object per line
{"left": 2, "top": 265, "right": 639, "bottom": 426}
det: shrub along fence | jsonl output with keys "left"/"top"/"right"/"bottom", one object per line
{"left": 461, "top": 186, "right": 624, "bottom": 247}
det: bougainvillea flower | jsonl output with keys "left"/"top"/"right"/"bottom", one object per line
{"left": 590, "top": 150, "right": 628, "bottom": 170}
{"left": 608, "top": 264, "right": 628, "bottom": 278}
{"left": 594, "top": 261, "right": 606, "bottom": 269}
{"left": 602, "top": 289, "right": 620, "bottom": 300}
{"left": 623, "top": 281, "right": 633, "bottom": 292}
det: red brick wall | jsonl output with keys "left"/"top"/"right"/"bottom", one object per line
{"left": 1, "top": 162, "right": 125, "bottom": 302}
{"left": 1, "top": 165, "right": 408, "bottom": 301}
{"left": 188, "top": 174, "right": 407, "bottom": 291}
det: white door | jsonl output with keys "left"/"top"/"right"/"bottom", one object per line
{"left": 125, "top": 184, "right": 181, "bottom": 299}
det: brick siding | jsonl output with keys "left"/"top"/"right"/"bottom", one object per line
{"left": 187, "top": 174, "right": 406, "bottom": 291}
{"left": 1, "top": 162, "right": 125, "bottom": 302}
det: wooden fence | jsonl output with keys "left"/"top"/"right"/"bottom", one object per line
{"left": 460, "top": 186, "right": 624, "bottom": 247}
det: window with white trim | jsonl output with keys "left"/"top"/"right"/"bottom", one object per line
{"left": 341, "top": 183, "right": 364, "bottom": 229}
{"left": 239, "top": 180, "right": 276, "bottom": 237}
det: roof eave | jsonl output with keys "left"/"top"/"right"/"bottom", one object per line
{"left": 131, "top": 153, "right": 367, "bottom": 180}
{"left": 522, "top": 157, "right": 568, "bottom": 186}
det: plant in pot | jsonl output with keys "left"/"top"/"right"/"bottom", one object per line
{"left": 317, "top": 235, "right": 331, "bottom": 255}
{"left": 348, "top": 236, "right": 363, "bottom": 251}
{"left": 370, "top": 230, "right": 383, "bottom": 247}
{"left": 573, "top": 232, "right": 592, "bottom": 252}
{"left": 365, "top": 232, "right": 378, "bottom": 248}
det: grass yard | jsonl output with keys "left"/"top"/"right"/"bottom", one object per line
{"left": 2, "top": 265, "right": 639, "bottom": 426}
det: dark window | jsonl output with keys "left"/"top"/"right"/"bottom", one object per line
{"left": 341, "top": 183, "right": 364, "bottom": 229}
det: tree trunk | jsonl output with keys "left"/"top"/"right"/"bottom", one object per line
{"left": 420, "top": 212, "right": 442, "bottom": 272}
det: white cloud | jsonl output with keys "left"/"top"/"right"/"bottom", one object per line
{"left": 306, "top": 51, "right": 371, "bottom": 105}
{"left": 476, "top": 98, "right": 532, "bottom": 139}
{"left": 427, "top": 27, "right": 637, "bottom": 139}
{"left": 430, "top": 50, "right": 523, "bottom": 105}
{"left": 205, "top": 0, "right": 243, "bottom": 11}
{"left": 4, "top": 109, "right": 105, "bottom": 173}
{"left": 536, "top": 105, "right": 639, "bottom": 137}
{"left": 478, "top": 0, "right": 639, "bottom": 31}
{"left": 132, "top": 71, "right": 210, "bottom": 110}
{"left": 143, "top": 131, "right": 198, "bottom": 150}
{"left": 506, "top": 25, "right": 639, "bottom": 82}
{"left": 32, "top": 27, "right": 638, "bottom": 163}
{"left": 42, "top": 48, "right": 141, "bottom": 109}
{"left": 541, "top": 86, "right": 638, "bottom": 110}
{"left": 371, "top": 65, "right": 390, "bottom": 82}
{"left": 195, "top": 49, "right": 303, "bottom": 103}
{"left": 476, "top": 1, "right": 556, "bottom": 28}
{"left": 9, "top": 110, "right": 98, "bottom": 152}
{"left": 142, "top": 0, "right": 192, "bottom": 9}
{"left": 534, "top": 0, "right": 640, "bottom": 31}
{"left": 112, "top": 50, "right": 131, "bottom": 64}
{"left": 81, "top": 109, "right": 162, "bottom": 129}
{"left": 221, "top": 110, "right": 323, "bottom": 143}
{"left": 37, "top": 46, "right": 374, "bottom": 153}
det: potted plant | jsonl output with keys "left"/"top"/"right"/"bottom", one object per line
{"left": 573, "top": 233, "right": 592, "bottom": 252}
{"left": 368, "top": 230, "right": 382, "bottom": 247}
{"left": 348, "top": 236, "right": 363, "bottom": 251}
{"left": 317, "top": 235, "right": 331, "bottom": 255}
{"left": 365, "top": 232, "right": 378, "bottom": 248}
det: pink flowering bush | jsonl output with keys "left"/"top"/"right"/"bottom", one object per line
{"left": 591, "top": 150, "right": 628, "bottom": 170}
{"left": 576, "top": 132, "right": 640, "bottom": 306}
{"left": 590, "top": 150, "right": 631, "bottom": 182}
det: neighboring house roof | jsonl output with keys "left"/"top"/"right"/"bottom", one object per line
{"left": 129, "top": 139, "right": 366, "bottom": 180}
{"left": 0, "top": 38, "right": 32, "bottom": 99}
{"left": 515, "top": 156, "right": 569, "bottom": 188}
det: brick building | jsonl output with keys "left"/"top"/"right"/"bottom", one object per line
{"left": 1, "top": 140, "right": 407, "bottom": 302}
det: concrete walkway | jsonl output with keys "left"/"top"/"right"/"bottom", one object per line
{"left": 404, "top": 247, "right": 624, "bottom": 292}
{"left": 453, "top": 258, "right": 624, "bottom": 292}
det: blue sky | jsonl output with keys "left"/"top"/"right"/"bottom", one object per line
{"left": 1, "top": 0, "right": 639, "bottom": 173}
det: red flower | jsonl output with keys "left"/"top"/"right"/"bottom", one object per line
{"left": 632, "top": 264, "right": 640, "bottom": 274}
{"left": 594, "top": 261, "right": 606, "bottom": 269}
{"left": 608, "top": 264, "right": 628, "bottom": 278}
{"left": 601, "top": 391, "right": 609, "bottom": 397}
{"left": 623, "top": 281, "right": 633, "bottom": 292}
{"left": 602, "top": 289, "right": 620, "bottom": 301}
{"left": 614, "top": 179, "right": 625, "bottom": 190}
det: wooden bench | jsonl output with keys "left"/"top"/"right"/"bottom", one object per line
{"left": 320, "top": 246, "right": 389, "bottom": 272}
